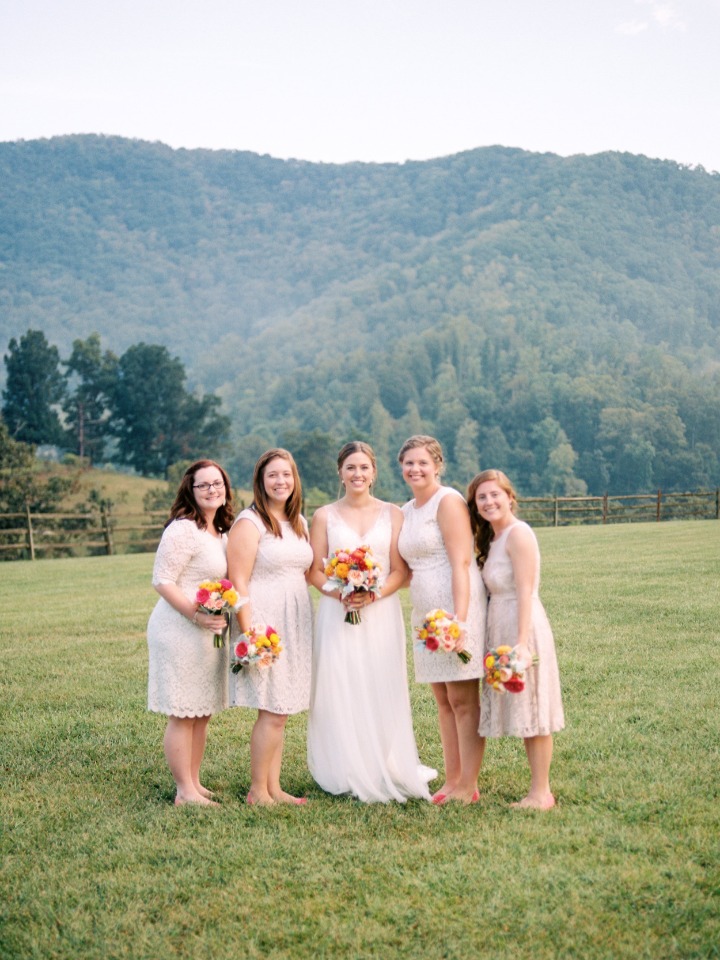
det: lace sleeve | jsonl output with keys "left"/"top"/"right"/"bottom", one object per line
{"left": 152, "top": 520, "right": 198, "bottom": 586}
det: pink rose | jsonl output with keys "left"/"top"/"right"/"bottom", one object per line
{"left": 219, "top": 579, "right": 232, "bottom": 591}
{"left": 347, "top": 569, "right": 365, "bottom": 587}
{"left": 234, "top": 641, "right": 249, "bottom": 658}
{"left": 426, "top": 637, "right": 440, "bottom": 652}
{"left": 196, "top": 588, "right": 211, "bottom": 605}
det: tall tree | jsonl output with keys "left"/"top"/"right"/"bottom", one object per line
{"left": 2, "top": 330, "right": 66, "bottom": 445}
{"left": 109, "top": 343, "right": 229, "bottom": 476}
{"left": 64, "top": 333, "right": 118, "bottom": 462}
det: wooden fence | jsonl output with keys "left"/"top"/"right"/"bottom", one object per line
{"left": 1, "top": 488, "right": 718, "bottom": 561}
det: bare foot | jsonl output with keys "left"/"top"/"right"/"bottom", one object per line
{"left": 246, "top": 791, "right": 275, "bottom": 806}
{"left": 510, "top": 793, "right": 556, "bottom": 810}
{"left": 196, "top": 785, "right": 216, "bottom": 800}
{"left": 271, "top": 790, "right": 308, "bottom": 805}
{"left": 174, "top": 792, "right": 219, "bottom": 807}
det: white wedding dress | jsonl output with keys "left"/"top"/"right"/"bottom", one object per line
{"left": 307, "top": 503, "right": 435, "bottom": 803}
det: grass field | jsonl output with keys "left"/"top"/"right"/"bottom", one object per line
{"left": 1, "top": 521, "right": 718, "bottom": 959}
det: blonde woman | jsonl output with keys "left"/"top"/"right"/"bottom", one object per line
{"left": 397, "top": 436, "right": 487, "bottom": 805}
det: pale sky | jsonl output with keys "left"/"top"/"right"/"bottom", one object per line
{"left": 1, "top": 0, "right": 719, "bottom": 171}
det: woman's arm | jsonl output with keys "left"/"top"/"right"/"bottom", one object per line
{"left": 378, "top": 504, "right": 409, "bottom": 600}
{"left": 506, "top": 524, "right": 538, "bottom": 655}
{"left": 307, "top": 507, "right": 342, "bottom": 599}
{"left": 437, "top": 493, "right": 473, "bottom": 622}
{"left": 226, "top": 518, "right": 261, "bottom": 633}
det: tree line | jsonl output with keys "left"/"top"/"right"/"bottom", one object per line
{"left": 2, "top": 329, "right": 229, "bottom": 476}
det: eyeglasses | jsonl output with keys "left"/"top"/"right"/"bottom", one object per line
{"left": 193, "top": 480, "right": 225, "bottom": 492}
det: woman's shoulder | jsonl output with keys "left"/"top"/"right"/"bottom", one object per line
{"left": 162, "top": 517, "right": 200, "bottom": 539}
{"left": 505, "top": 520, "right": 537, "bottom": 548}
{"left": 231, "top": 507, "right": 266, "bottom": 536}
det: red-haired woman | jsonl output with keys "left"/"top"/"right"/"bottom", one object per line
{"left": 468, "top": 469, "right": 564, "bottom": 809}
{"left": 147, "top": 459, "right": 235, "bottom": 806}
{"left": 227, "top": 449, "right": 313, "bottom": 806}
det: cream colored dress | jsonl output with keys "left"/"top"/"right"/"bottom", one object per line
{"left": 398, "top": 486, "right": 485, "bottom": 682}
{"left": 480, "top": 520, "right": 564, "bottom": 738}
{"left": 147, "top": 519, "right": 229, "bottom": 717}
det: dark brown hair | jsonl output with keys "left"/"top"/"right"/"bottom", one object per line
{"left": 337, "top": 441, "right": 377, "bottom": 473}
{"left": 251, "top": 448, "right": 307, "bottom": 540}
{"left": 467, "top": 469, "right": 518, "bottom": 569}
{"left": 166, "top": 460, "right": 235, "bottom": 532}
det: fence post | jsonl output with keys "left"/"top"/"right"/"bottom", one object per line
{"left": 101, "top": 503, "right": 114, "bottom": 556}
{"left": 25, "top": 502, "right": 35, "bottom": 561}
{"left": 602, "top": 492, "right": 608, "bottom": 524}
{"left": 716, "top": 488, "right": 719, "bottom": 520}
{"left": 656, "top": 489, "right": 662, "bottom": 522}
{"left": 554, "top": 496, "right": 559, "bottom": 527}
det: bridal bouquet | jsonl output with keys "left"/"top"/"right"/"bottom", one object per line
{"left": 483, "top": 645, "right": 538, "bottom": 693}
{"left": 415, "top": 609, "right": 471, "bottom": 663}
{"left": 194, "top": 579, "right": 245, "bottom": 648}
{"left": 231, "top": 624, "right": 283, "bottom": 673}
{"left": 322, "top": 545, "right": 381, "bottom": 624}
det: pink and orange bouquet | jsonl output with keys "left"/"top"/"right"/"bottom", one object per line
{"left": 483, "top": 645, "right": 538, "bottom": 693}
{"left": 322, "top": 545, "right": 381, "bottom": 624}
{"left": 231, "top": 624, "right": 283, "bottom": 673}
{"left": 195, "top": 579, "right": 244, "bottom": 648}
{"left": 415, "top": 609, "right": 471, "bottom": 663}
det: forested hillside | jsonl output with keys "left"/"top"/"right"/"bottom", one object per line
{"left": 1, "top": 135, "right": 719, "bottom": 496}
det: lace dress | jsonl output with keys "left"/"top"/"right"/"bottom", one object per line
{"left": 307, "top": 502, "right": 435, "bottom": 803}
{"left": 480, "top": 521, "right": 565, "bottom": 738}
{"left": 229, "top": 509, "right": 314, "bottom": 715}
{"left": 147, "top": 519, "right": 229, "bottom": 717}
{"left": 398, "top": 486, "right": 485, "bottom": 683}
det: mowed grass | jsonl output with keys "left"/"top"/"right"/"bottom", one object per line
{"left": 1, "top": 521, "right": 718, "bottom": 960}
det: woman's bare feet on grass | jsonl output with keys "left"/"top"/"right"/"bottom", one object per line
{"left": 510, "top": 793, "right": 556, "bottom": 811}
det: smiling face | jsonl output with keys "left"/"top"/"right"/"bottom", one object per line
{"left": 339, "top": 451, "right": 375, "bottom": 493}
{"left": 474, "top": 479, "right": 515, "bottom": 526}
{"left": 262, "top": 456, "right": 295, "bottom": 506}
{"left": 192, "top": 465, "right": 226, "bottom": 516}
{"left": 400, "top": 445, "right": 440, "bottom": 495}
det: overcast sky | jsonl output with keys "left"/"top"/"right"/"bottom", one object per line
{"left": 1, "top": 0, "right": 718, "bottom": 171}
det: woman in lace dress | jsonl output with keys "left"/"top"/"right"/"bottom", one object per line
{"left": 397, "top": 436, "right": 486, "bottom": 805}
{"left": 227, "top": 449, "right": 313, "bottom": 806}
{"left": 468, "top": 469, "right": 564, "bottom": 810}
{"left": 307, "top": 441, "right": 434, "bottom": 803}
{"left": 147, "top": 460, "right": 235, "bottom": 806}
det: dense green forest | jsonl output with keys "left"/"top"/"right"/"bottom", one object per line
{"left": 1, "top": 135, "right": 719, "bottom": 497}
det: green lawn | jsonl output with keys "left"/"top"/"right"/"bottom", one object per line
{"left": 1, "top": 521, "right": 718, "bottom": 960}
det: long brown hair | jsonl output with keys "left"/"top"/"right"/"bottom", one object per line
{"left": 251, "top": 448, "right": 307, "bottom": 540}
{"left": 467, "top": 469, "right": 518, "bottom": 569}
{"left": 166, "top": 460, "right": 235, "bottom": 532}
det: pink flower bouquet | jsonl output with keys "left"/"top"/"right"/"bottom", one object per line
{"left": 415, "top": 609, "right": 471, "bottom": 663}
{"left": 195, "top": 579, "right": 245, "bottom": 648}
{"left": 483, "top": 645, "right": 538, "bottom": 693}
{"left": 322, "top": 545, "right": 381, "bottom": 624}
{"left": 231, "top": 624, "right": 283, "bottom": 673}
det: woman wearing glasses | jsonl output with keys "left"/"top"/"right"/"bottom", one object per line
{"left": 147, "top": 459, "right": 235, "bottom": 805}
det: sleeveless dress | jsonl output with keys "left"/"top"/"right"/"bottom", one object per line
{"left": 480, "top": 520, "right": 565, "bottom": 738}
{"left": 398, "top": 486, "right": 485, "bottom": 682}
{"left": 307, "top": 502, "right": 435, "bottom": 803}
{"left": 147, "top": 519, "right": 229, "bottom": 717}
{"left": 229, "top": 509, "right": 314, "bottom": 715}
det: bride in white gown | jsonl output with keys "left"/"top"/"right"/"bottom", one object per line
{"left": 307, "top": 442, "right": 435, "bottom": 803}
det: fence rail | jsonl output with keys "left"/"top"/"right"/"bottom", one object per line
{"left": 1, "top": 489, "right": 718, "bottom": 560}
